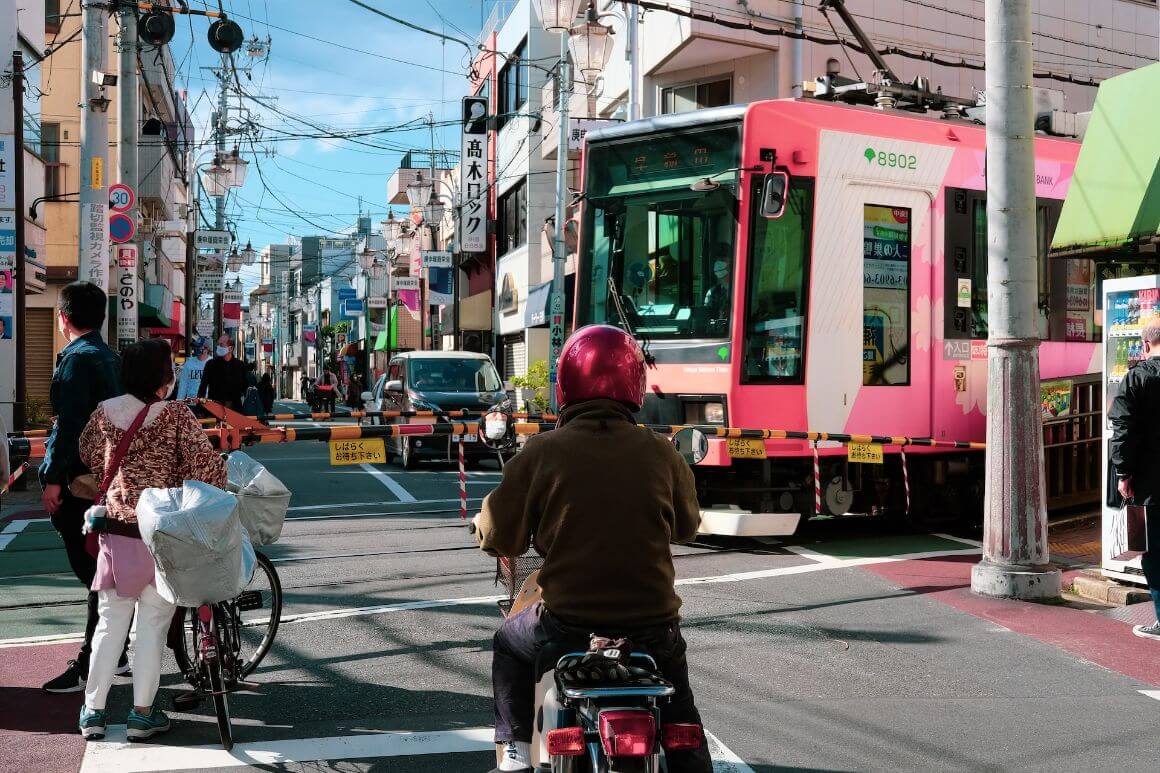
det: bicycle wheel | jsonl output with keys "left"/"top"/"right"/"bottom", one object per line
{"left": 173, "top": 551, "right": 283, "bottom": 681}
{"left": 204, "top": 653, "right": 233, "bottom": 750}
{"left": 236, "top": 551, "right": 282, "bottom": 677}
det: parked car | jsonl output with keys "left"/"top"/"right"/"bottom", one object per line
{"left": 363, "top": 351, "right": 508, "bottom": 469}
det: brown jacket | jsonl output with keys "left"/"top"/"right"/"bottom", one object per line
{"left": 476, "top": 399, "right": 701, "bottom": 627}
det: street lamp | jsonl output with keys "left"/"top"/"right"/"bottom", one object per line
{"left": 240, "top": 240, "right": 257, "bottom": 266}
{"left": 537, "top": 0, "right": 585, "bottom": 33}
{"left": 381, "top": 211, "right": 402, "bottom": 243}
{"left": 406, "top": 172, "right": 433, "bottom": 210}
{"left": 200, "top": 148, "right": 248, "bottom": 197}
{"left": 569, "top": 4, "right": 615, "bottom": 83}
{"left": 424, "top": 193, "right": 446, "bottom": 225}
{"left": 358, "top": 245, "right": 378, "bottom": 272}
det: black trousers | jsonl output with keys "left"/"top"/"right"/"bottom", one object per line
{"left": 49, "top": 493, "right": 100, "bottom": 667}
{"left": 492, "top": 602, "right": 713, "bottom": 773}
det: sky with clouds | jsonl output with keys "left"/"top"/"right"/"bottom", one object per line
{"left": 169, "top": 0, "right": 495, "bottom": 288}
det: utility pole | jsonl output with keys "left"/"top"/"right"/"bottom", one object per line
{"left": 971, "top": 0, "right": 1061, "bottom": 600}
{"left": 12, "top": 51, "right": 26, "bottom": 433}
{"left": 116, "top": 4, "right": 138, "bottom": 351}
{"left": 791, "top": 0, "right": 804, "bottom": 98}
{"left": 79, "top": 1, "right": 111, "bottom": 338}
{"left": 547, "top": 30, "right": 570, "bottom": 413}
{"left": 213, "top": 67, "right": 227, "bottom": 342}
{"left": 624, "top": 1, "right": 639, "bottom": 120}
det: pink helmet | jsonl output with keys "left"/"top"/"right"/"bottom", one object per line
{"left": 555, "top": 325, "right": 647, "bottom": 411}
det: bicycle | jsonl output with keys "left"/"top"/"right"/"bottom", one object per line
{"left": 170, "top": 549, "right": 283, "bottom": 750}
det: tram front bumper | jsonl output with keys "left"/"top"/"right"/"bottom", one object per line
{"left": 697, "top": 507, "right": 801, "bottom": 537}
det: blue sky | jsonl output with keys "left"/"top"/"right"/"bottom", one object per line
{"left": 169, "top": 0, "right": 494, "bottom": 288}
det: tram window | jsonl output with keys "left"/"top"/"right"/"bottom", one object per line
{"left": 945, "top": 191, "right": 1084, "bottom": 341}
{"left": 863, "top": 204, "right": 911, "bottom": 386}
{"left": 742, "top": 177, "right": 813, "bottom": 383}
{"left": 582, "top": 188, "right": 736, "bottom": 339}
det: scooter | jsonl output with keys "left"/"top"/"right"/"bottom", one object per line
{"left": 476, "top": 411, "right": 709, "bottom": 772}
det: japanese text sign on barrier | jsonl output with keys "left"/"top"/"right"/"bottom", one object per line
{"left": 848, "top": 442, "right": 884, "bottom": 464}
{"left": 329, "top": 438, "right": 386, "bottom": 465}
{"left": 726, "top": 437, "right": 767, "bottom": 459}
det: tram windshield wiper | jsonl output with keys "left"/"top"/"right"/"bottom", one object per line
{"left": 608, "top": 276, "right": 656, "bottom": 367}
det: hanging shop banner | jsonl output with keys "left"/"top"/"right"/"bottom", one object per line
{"left": 115, "top": 245, "right": 138, "bottom": 347}
{"left": 303, "top": 324, "right": 317, "bottom": 345}
{"left": 338, "top": 287, "right": 358, "bottom": 321}
{"left": 367, "top": 296, "right": 388, "bottom": 309}
{"left": 428, "top": 265, "right": 453, "bottom": 306}
{"left": 194, "top": 229, "right": 232, "bottom": 251}
{"left": 262, "top": 338, "right": 274, "bottom": 353}
{"left": 423, "top": 250, "right": 453, "bottom": 268}
{"left": 0, "top": 137, "right": 14, "bottom": 210}
{"left": 196, "top": 270, "right": 224, "bottom": 295}
{"left": 399, "top": 289, "right": 421, "bottom": 320}
{"left": 343, "top": 298, "right": 365, "bottom": 316}
{"left": 459, "top": 95, "right": 488, "bottom": 254}
{"left": 394, "top": 276, "right": 420, "bottom": 291}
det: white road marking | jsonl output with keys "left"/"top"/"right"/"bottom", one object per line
{"left": 933, "top": 532, "right": 984, "bottom": 547}
{"left": 0, "top": 546, "right": 981, "bottom": 648}
{"left": 782, "top": 544, "right": 839, "bottom": 563}
{"left": 289, "top": 497, "right": 475, "bottom": 512}
{"left": 706, "top": 730, "right": 757, "bottom": 773}
{"left": 79, "top": 726, "right": 495, "bottom": 772}
{"left": 359, "top": 463, "right": 417, "bottom": 503}
{"left": 1141, "top": 690, "right": 1160, "bottom": 702}
{"left": 289, "top": 505, "right": 481, "bottom": 522}
{"left": 0, "top": 519, "right": 32, "bottom": 550}
{"left": 79, "top": 725, "right": 756, "bottom": 772}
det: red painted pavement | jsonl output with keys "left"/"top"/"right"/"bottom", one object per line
{"left": 0, "top": 643, "right": 88, "bottom": 773}
{"left": 866, "top": 555, "right": 1160, "bottom": 688}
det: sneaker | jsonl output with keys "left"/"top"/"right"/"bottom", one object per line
{"left": 44, "top": 659, "right": 87, "bottom": 694}
{"left": 491, "top": 741, "right": 533, "bottom": 772}
{"left": 79, "top": 706, "right": 107, "bottom": 740}
{"left": 126, "top": 706, "right": 172, "bottom": 741}
{"left": 1133, "top": 622, "right": 1160, "bottom": 641}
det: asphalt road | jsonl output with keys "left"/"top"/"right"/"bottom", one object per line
{"left": 2, "top": 430, "right": 1159, "bottom": 772}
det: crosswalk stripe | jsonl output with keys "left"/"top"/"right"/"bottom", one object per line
{"left": 79, "top": 725, "right": 758, "bottom": 772}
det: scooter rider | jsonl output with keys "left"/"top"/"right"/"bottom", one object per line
{"left": 473, "top": 325, "right": 713, "bottom": 773}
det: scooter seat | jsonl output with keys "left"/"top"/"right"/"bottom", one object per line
{"left": 554, "top": 652, "right": 675, "bottom": 699}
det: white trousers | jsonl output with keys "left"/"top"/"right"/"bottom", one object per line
{"left": 85, "top": 584, "right": 175, "bottom": 711}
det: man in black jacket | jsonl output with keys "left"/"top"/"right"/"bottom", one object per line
{"left": 198, "top": 334, "right": 247, "bottom": 410}
{"left": 1109, "top": 320, "right": 1160, "bottom": 641}
{"left": 39, "top": 282, "right": 126, "bottom": 692}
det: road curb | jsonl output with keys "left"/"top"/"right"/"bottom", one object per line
{"left": 1071, "top": 571, "right": 1151, "bottom": 606}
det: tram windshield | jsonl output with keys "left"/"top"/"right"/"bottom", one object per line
{"left": 578, "top": 125, "right": 740, "bottom": 339}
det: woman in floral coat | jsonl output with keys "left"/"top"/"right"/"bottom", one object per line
{"left": 77, "top": 339, "right": 226, "bottom": 742}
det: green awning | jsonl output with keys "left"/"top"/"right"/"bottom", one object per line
{"left": 1051, "top": 63, "right": 1160, "bottom": 257}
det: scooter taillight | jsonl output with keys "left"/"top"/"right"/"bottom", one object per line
{"left": 598, "top": 710, "right": 656, "bottom": 758}
{"left": 546, "top": 726, "right": 586, "bottom": 757}
{"left": 661, "top": 722, "right": 704, "bottom": 751}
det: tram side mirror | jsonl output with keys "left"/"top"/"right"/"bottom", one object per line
{"left": 672, "top": 428, "right": 709, "bottom": 466}
{"left": 760, "top": 171, "right": 789, "bottom": 219}
{"left": 385, "top": 380, "right": 403, "bottom": 393}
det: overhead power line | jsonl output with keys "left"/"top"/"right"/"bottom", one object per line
{"left": 621, "top": 0, "right": 1104, "bottom": 87}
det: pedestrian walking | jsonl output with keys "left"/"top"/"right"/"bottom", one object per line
{"left": 1109, "top": 318, "right": 1160, "bottom": 641}
{"left": 39, "top": 282, "right": 127, "bottom": 694}
{"left": 76, "top": 339, "right": 227, "bottom": 741}
{"left": 346, "top": 372, "right": 364, "bottom": 410}
{"left": 241, "top": 362, "right": 263, "bottom": 416}
{"left": 258, "top": 372, "right": 276, "bottom": 415}
{"left": 317, "top": 367, "right": 339, "bottom": 415}
{"left": 175, "top": 339, "right": 210, "bottom": 400}
{"left": 197, "top": 334, "right": 247, "bottom": 411}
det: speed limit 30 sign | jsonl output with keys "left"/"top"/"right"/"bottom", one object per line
{"left": 108, "top": 183, "right": 135, "bottom": 213}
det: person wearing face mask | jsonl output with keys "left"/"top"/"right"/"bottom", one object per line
{"left": 197, "top": 334, "right": 248, "bottom": 411}
{"left": 175, "top": 339, "right": 211, "bottom": 400}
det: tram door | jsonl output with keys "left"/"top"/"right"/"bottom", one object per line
{"left": 807, "top": 183, "right": 934, "bottom": 439}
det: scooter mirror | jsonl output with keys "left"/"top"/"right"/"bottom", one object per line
{"left": 672, "top": 427, "right": 708, "bottom": 465}
{"left": 481, "top": 410, "right": 512, "bottom": 450}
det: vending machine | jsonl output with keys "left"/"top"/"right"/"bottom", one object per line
{"left": 1101, "top": 275, "right": 1160, "bottom": 584}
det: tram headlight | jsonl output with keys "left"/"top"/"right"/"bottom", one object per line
{"left": 703, "top": 402, "right": 725, "bottom": 425}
